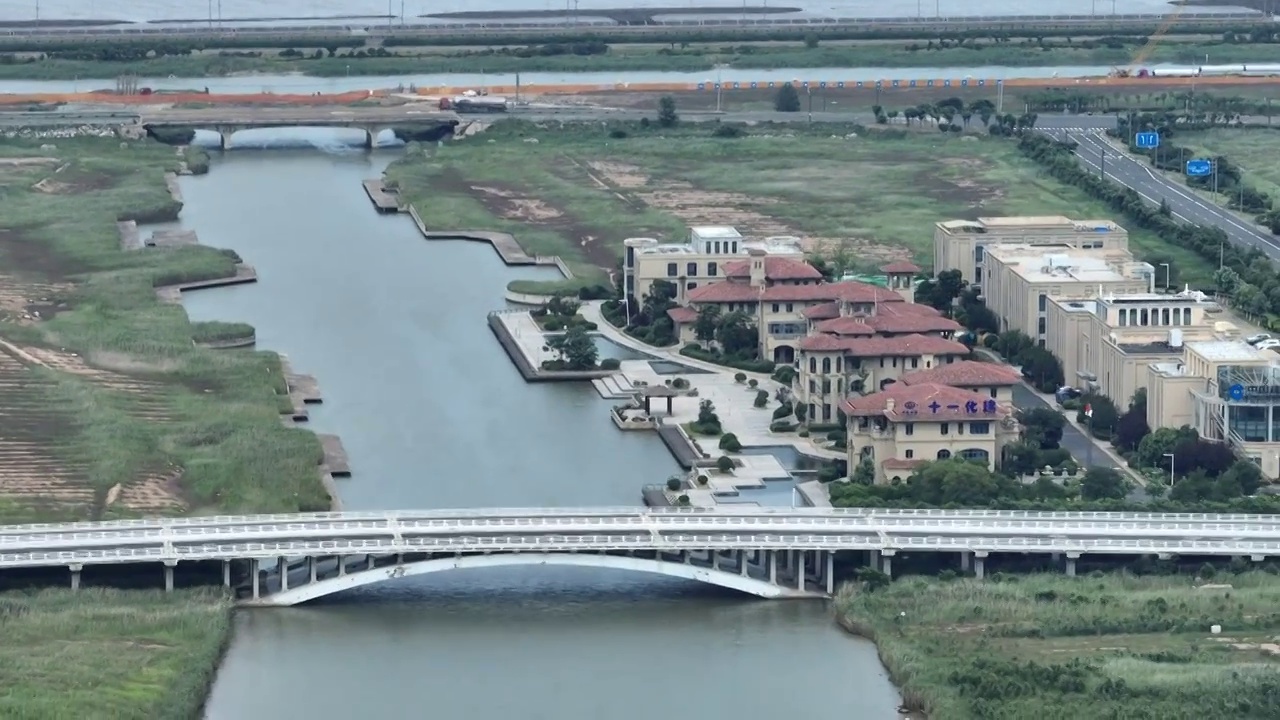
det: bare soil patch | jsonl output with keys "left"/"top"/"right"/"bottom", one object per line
{"left": 0, "top": 227, "right": 85, "bottom": 281}
{"left": 583, "top": 159, "right": 911, "bottom": 263}
{"left": 107, "top": 465, "right": 186, "bottom": 514}
{"left": 434, "top": 168, "right": 621, "bottom": 268}
{"left": 930, "top": 157, "right": 1008, "bottom": 212}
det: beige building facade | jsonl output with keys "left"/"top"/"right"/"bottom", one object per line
{"left": 623, "top": 227, "right": 807, "bottom": 306}
{"left": 844, "top": 383, "right": 1020, "bottom": 483}
{"left": 982, "top": 244, "right": 1153, "bottom": 344}
{"left": 1148, "top": 341, "right": 1280, "bottom": 478}
{"left": 934, "top": 215, "right": 1129, "bottom": 286}
{"left": 1045, "top": 292, "right": 1224, "bottom": 407}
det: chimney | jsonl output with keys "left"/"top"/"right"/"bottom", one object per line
{"left": 885, "top": 398, "right": 896, "bottom": 413}
{"left": 748, "top": 247, "right": 767, "bottom": 288}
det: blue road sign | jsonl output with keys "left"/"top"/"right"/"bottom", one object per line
{"left": 1186, "top": 159, "right": 1213, "bottom": 177}
{"left": 1135, "top": 131, "right": 1160, "bottom": 149}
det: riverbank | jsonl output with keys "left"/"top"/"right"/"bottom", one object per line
{"left": 836, "top": 571, "right": 1280, "bottom": 718}
{"left": 2, "top": 37, "right": 1277, "bottom": 80}
{"left": 0, "top": 588, "right": 231, "bottom": 718}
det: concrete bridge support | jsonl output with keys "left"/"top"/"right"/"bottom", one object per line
{"left": 880, "top": 551, "right": 895, "bottom": 579}
{"left": 163, "top": 560, "right": 178, "bottom": 592}
{"left": 1066, "top": 553, "right": 1080, "bottom": 577}
{"left": 973, "top": 551, "right": 988, "bottom": 580}
{"left": 69, "top": 563, "right": 82, "bottom": 591}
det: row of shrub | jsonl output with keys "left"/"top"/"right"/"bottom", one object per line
{"left": 679, "top": 343, "right": 774, "bottom": 374}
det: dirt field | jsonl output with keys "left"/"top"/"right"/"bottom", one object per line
{"left": 0, "top": 205, "right": 187, "bottom": 519}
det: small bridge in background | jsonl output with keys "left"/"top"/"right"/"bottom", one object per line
{"left": 4, "top": 507, "right": 1280, "bottom": 605}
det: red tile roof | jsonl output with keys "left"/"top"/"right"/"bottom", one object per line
{"left": 667, "top": 307, "right": 698, "bottom": 324}
{"left": 686, "top": 281, "right": 761, "bottom": 303}
{"left": 803, "top": 302, "right": 841, "bottom": 320}
{"left": 814, "top": 317, "right": 877, "bottom": 336}
{"left": 882, "top": 458, "right": 926, "bottom": 470}
{"left": 722, "top": 257, "right": 824, "bottom": 281}
{"left": 843, "top": 383, "right": 1007, "bottom": 420}
{"left": 687, "top": 279, "right": 903, "bottom": 306}
{"left": 880, "top": 261, "right": 922, "bottom": 274}
{"left": 898, "top": 360, "right": 1023, "bottom": 388}
{"left": 862, "top": 312, "right": 962, "bottom": 335}
{"left": 799, "top": 333, "right": 969, "bottom": 357}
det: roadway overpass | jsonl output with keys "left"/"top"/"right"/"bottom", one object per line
{"left": 4, "top": 506, "right": 1280, "bottom": 605}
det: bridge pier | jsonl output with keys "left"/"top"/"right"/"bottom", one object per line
{"left": 252, "top": 564, "right": 261, "bottom": 600}
{"left": 825, "top": 551, "right": 834, "bottom": 594}
{"left": 739, "top": 550, "right": 748, "bottom": 577}
{"left": 768, "top": 550, "right": 777, "bottom": 584}
{"left": 960, "top": 551, "right": 970, "bottom": 572}
{"left": 1066, "top": 553, "right": 1080, "bottom": 577}
{"left": 880, "top": 551, "right": 894, "bottom": 579}
{"left": 278, "top": 557, "right": 289, "bottom": 592}
{"left": 163, "top": 560, "right": 178, "bottom": 592}
{"left": 222, "top": 560, "right": 231, "bottom": 588}
{"left": 797, "top": 552, "right": 806, "bottom": 593}
{"left": 973, "top": 551, "right": 988, "bottom": 580}
{"left": 308, "top": 556, "right": 318, "bottom": 584}
{"left": 338, "top": 555, "right": 347, "bottom": 576}
{"left": 69, "top": 563, "right": 82, "bottom": 591}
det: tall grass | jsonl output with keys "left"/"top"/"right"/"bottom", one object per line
{"left": 0, "top": 136, "right": 329, "bottom": 519}
{"left": 837, "top": 572, "right": 1280, "bottom": 719}
{"left": 391, "top": 122, "right": 1214, "bottom": 285}
{"left": 0, "top": 588, "right": 231, "bottom": 720}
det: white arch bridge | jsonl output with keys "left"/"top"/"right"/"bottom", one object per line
{"left": 4, "top": 506, "right": 1280, "bottom": 605}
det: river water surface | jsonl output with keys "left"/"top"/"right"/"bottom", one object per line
{"left": 173, "top": 148, "right": 900, "bottom": 719}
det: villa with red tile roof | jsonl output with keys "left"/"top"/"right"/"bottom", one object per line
{"left": 842, "top": 383, "right": 1019, "bottom": 483}
{"left": 664, "top": 248, "right": 914, "bottom": 364}
{"left": 898, "top": 359, "right": 1023, "bottom": 405}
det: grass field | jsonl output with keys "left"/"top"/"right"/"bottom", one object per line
{"left": 839, "top": 572, "right": 1280, "bottom": 719}
{"left": 1178, "top": 127, "right": 1280, "bottom": 199}
{"left": 0, "top": 588, "right": 230, "bottom": 720}
{"left": 0, "top": 137, "right": 328, "bottom": 523}
{"left": 386, "top": 121, "right": 1214, "bottom": 292}
{"left": 1, "top": 38, "right": 1277, "bottom": 80}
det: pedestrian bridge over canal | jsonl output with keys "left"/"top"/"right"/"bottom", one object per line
{"left": 4, "top": 507, "right": 1280, "bottom": 605}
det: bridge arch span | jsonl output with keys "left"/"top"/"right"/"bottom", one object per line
{"left": 256, "top": 553, "right": 811, "bottom": 606}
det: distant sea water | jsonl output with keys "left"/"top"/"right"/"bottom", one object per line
{"left": 0, "top": 0, "right": 1258, "bottom": 24}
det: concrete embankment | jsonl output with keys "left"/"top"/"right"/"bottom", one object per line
{"left": 487, "top": 311, "right": 613, "bottom": 383}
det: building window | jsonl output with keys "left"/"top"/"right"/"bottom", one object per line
{"left": 836, "top": 357, "right": 842, "bottom": 373}
{"left": 1037, "top": 317, "right": 1046, "bottom": 334}
{"left": 708, "top": 262, "right": 718, "bottom": 277}
{"left": 905, "top": 449, "right": 914, "bottom": 459}
{"left": 687, "top": 262, "right": 697, "bottom": 277}
{"left": 970, "top": 422, "right": 991, "bottom": 435}
{"left": 687, "top": 282, "right": 697, "bottom": 291}
{"left": 1038, "top": 294, "right": 1047, "bottom": 311}
{"left": 772, "top": 303, "right": 780, "bottom": 313}
{"left": 808, "top": 403, "right": 816, "bottom": 420}
{"left": 974, "top": 245, "right": 985, "bottom": 262}
{"left": 974, "top": 267, "right": 982, "bottom": 284}
{"left": 809, "top": 357, "right": 817, "bottom": 373}
{"left": 809, "top": 380, "right": 816, "bottom": 393}
{"left": 990, "top": 388, "right": 998, "bottom": 398}
{"left": 1141, "top": 308, "right": 1149, "bottom": 326}
{"left": 960, "top": 448, "right": 989, "bottom": 461}
{"left": 786, "top": 303, "right": 794, "bottom": 312}
{"left": 1118, "top": 310, "right": 1127, "bottom": 326}
{"left": 731, "top": 241, "right": 738, "bottom": 254}
{"left": 822, "top": 357, "right": 831, "bottom": 373}
{"left": 937, "top": 449, "right": 952, "bottom": 459}
{"left": 904, "top": 423, "right": 914, "bottom": 436}
{"left": 1162, "top": 308, "right": 1170, "bottom": 326}
{"left": 910, "top": 357, "right": 919, "bottom": 369}
{"left": 940, "top": 423, "right": 950, "bottom": 435}
{"left": 822, "top": 404, "right": 832, "bottom": 421}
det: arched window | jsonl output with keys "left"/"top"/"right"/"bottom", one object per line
{"left": 822, "top": 357, "right": 831, "bottom": 374}
{"left": 936, "top": 449, "right": 952, "bottom": 460}
{"left": 809, "top": 357, "right": 817, "bottom": 373}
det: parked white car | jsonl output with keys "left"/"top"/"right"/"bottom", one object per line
{"left": 1256, "top": 339, "right": 1280, "bottom": 351}
{"left": 1246, "top": 333, "right": 1273, "bottom": 345}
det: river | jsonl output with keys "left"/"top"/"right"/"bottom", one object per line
{"left": 171, "top": 146, "right": 901, "bottom": 719}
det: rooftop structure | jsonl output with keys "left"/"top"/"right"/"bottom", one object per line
{"left": 934, "top": 215, "right": 1130, "bottom": 286}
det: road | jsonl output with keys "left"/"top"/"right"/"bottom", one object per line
{"left": 3, "top": 507, "right": 1280, "bottom": 572}
{"left": 1041, "top": 122, "right": 1280, "bottom": 261}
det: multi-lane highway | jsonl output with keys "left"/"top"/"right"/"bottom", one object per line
{"left": 1041, "top": 121, "right": 1280, "bottom": 261}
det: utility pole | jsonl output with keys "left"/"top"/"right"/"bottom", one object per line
{"left": 807, "top": 86, "right": 813, "bottom": 124}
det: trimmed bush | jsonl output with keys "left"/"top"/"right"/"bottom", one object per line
{"left": 716, "top": 455, "right": 735, "bottom": 473}
{"left": 665, "top": 477, "right": 682, "bottom": 492}
{"left": 754, "top": 390, "right": 769, "bottom": 408}
{"left": 718, "top": 433, "right": 742, "bottom": 452}
{"left": 599, "top": 358, "right": 621, "bottom": 370}
{"left": 734, "top": 372, "right": 747, "bottom": 383}
{"left": 772, "top": 402, "right": 794, "bottom": 420}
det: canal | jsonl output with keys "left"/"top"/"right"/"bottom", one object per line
{"left": 172, "top": 147, "right": 901, "bottom": 719}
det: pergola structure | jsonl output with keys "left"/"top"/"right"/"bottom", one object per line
{"left": 637, "top": 385, "right": 680, "bottom": 415}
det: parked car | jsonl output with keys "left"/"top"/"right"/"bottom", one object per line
{"left": 1247, "top": 333, "right": 1272, "bottom": 345}
{"left": 1256, "top": 339, "right": 1280, "bottom": 351}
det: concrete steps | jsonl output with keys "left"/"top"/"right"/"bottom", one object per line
{"left": 592, "top": 373, "right": 637, "bottom": 400}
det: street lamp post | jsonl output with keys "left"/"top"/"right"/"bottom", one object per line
{"left": 1163, "top": 453, "right": 1175, "bottom": 487}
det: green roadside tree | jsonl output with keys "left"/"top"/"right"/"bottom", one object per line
{"left": 775, "top": 83, "right": 801, "bottom": 112}
{"left": 658, "top": 96, "right": 679, "bottom": 127}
